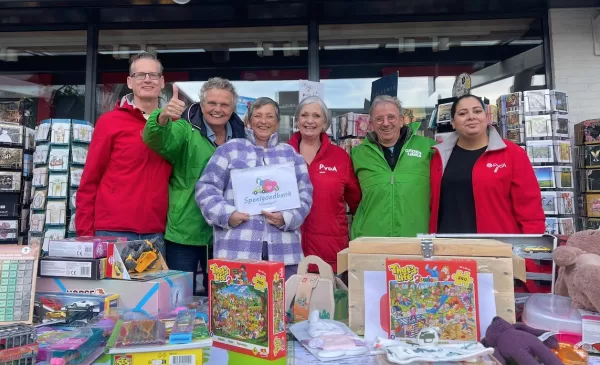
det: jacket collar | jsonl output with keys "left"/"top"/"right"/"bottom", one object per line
{"left": 245, "top": 128, "right": 279, "bottom": 148}
{"left": 433, "top": 125, "right": 506, "bottom": 172}
{"left": 288, "top": 131, "right": 331, "bottom": 151}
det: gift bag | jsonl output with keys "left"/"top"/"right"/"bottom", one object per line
{"left": 285, "top": 255, "right": 349, "bottom": 323}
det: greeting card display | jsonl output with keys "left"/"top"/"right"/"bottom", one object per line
{"left": 385, "top": 259, "right": 479, "bottom": 341}
{"left": 208, "top": 259, "right": 286, "bottom": 360}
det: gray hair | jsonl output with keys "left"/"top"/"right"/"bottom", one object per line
{"left": 248, "top": 97, "right": 280, "bottom": 123}
{"left": 199, "top": 77, "right": 239, "bottom": 107}
{"left": 369, "top": 95, "right": 402, "bottom": 118}
{"left": 129, "top": 52, "right": 163, "bottom": 75}
{"left": 294, "top": 96, "right": 332, "bottom": 131}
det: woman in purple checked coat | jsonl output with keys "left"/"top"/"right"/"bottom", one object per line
{"left": 195, "top": 97, "right": 313, "bottom": 279}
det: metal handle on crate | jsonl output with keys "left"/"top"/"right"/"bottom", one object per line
{"left": 420, "top": 236, "right": 434, "bottom": 259}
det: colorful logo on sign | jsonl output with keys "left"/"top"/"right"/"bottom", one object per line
{"left": 253, "top": 178, "right": 279, "bottom": 195}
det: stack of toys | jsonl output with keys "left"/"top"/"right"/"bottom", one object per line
{"left": 30, "top": 119, "right": 93, "bottom": 250}
{"left": 38, "top": 237, "right": 117, "bottom": 280}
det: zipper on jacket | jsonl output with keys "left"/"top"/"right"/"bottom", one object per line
{"left": 390, "top": 175, "right": 394, "bottom": 184}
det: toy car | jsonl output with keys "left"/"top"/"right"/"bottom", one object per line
{"left": 46, "top": 311, "right": 66, "bottom": 319}
{"left": 40, "top": 298, "right": 62, "bottom": 310}
{"left": 523, "top": 246, "right": 552, "bottom": 253}
{"left": 63, "top": 300, "right": 99, "bottom": 311}
{"left": 121, "top": 239, "right": 159, "bottom": 273}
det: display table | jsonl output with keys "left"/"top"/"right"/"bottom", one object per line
{"left": 92, "top": 341, "right": 378, "bottom": 365}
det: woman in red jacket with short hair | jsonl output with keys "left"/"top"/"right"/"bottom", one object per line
{"left": 289, "top": 96, "right": 362, "bottom": 272}
{"left": 430, "top": 94, "right": 545, "bottom": 234}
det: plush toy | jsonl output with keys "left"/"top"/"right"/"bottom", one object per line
{"left": 482, "top": 317, "right": 561, "bottom": 365}
{"left": 553, "top": 230, "right": 600, "bottom": 313}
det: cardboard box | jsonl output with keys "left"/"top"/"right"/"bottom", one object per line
{"left": 36, "top": 270, "right": 193, "bottom": 317}
{"left": 106, "top": 240, "right": 168, "bottom": 280}
{"left": 112, "top": 348, "right": 202, "bottom": 365}
{"left": 337, "top": 237, "right": 525, "bottom": 335}
{"left": 48, "top": 238, "right": 109, "bottom": 259}
{"left": 39, "top": 257, "right": 106, "bottom": 280}
{"left": 209, "top": 259, "right": 286, "bottom": 360}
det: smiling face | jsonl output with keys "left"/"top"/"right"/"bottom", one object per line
{"left": 250, "top": 104, "right": 279, "bottom": 145}
{"left": 201, "top": 88, "right": 235, "bottom": 128}
{"left": 126, "top": 58, "right": 164, "bottom": 100}
{"left": 298, "top": 103, "right": 326, "bottom": 139}
{"left": 370, "top": 102, "right": 403, "bottom": 147}
{"left": 451, "top": 96, "right": 488, "bottom": 138}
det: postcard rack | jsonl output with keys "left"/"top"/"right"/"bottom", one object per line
{"left": 30, "top": 119, "right": 93, "bottom": 251}
{"left": 572, "top": 119, "right": 600, "bottom": 231}
{"left": 0, "top": 117, "right": 36, "bottom": 245}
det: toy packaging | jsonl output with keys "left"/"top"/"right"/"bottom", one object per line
{"left": 385, "top": 259, "right": 480, "bottom": 341}
{"left": 208, "top": 259, "right": 286, "bottom": 360}
{"left": 0, "top": 324, "right": 38, "bottom": 365}
{"left": 47, "top": 237, "right": 109, "bottom": 259}
{"left": 34, "top": 291, "right": 118, "bottom": 326}
{"left": 111, "top": 347, "right": 203, "bottom": 365}
{"left": 0, "top": 245, "right": 40, "bottom": 325}
{"left": 39, "top": 257, "right": 107, "bottom": 279}
{"left": 106, "top": 238, "right": 168, "bottom": 280}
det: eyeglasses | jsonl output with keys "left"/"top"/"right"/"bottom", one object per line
{"left": 373, "top": 114, "right": 399, "bottom": 124}
{"left": 130, "top": 72, "right": 162, "bottom": 81}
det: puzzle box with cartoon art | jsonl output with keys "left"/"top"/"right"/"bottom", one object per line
{"left": 208, "top": 259, "right": 286, "bottom": 360}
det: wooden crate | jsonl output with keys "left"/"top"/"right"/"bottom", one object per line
{"left": 337, "top": 237, "right": 526, "bottom": 335}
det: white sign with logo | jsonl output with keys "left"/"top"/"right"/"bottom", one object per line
{"left": 230, "top": 162, "right": 301, "bottom": 215}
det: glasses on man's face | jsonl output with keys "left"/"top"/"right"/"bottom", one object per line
{"left": 373, "top": 114, "right": 399, "bottom": 124}
{"left": 130, "top": 72, "right": 162, "bottom": 81}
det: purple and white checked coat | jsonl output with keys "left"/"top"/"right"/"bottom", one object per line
{"left": 195, "top": 129, "right": 313, "bottom": 266}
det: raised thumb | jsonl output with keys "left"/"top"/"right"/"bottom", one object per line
{"left": 172, "top": 84, "right": 179, "bottom": 100}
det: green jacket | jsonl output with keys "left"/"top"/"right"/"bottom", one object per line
{"left": 142, "top": 109, "right": 217, "bottom": 246}
{"left": 350, "top": 122, "right": 436, "bottom": 239}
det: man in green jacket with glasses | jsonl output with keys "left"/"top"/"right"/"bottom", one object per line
{"left": 143, "top": 77, "right": 245, "bottom": 295}
{"left": 351, "top": 95, "right": 436, "bottom": 240}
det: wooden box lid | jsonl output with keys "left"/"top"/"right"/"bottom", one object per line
{"left": 349, "top": 236, "right": 513, "bottom": 258}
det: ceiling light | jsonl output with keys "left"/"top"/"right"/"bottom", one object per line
{"left": 172, "top": 0, "right": 190, "bottom": 4}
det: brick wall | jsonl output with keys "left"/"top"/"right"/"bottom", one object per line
{"left": 549, "top": 8, "right": 600, "bottom": 125}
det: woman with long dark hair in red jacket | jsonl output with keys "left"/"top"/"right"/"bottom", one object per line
{"left": 430, "top": 94, "right": 545, "bottom": 234}
{"left": 288, "top": 96, "right": 362, "bottom": 272}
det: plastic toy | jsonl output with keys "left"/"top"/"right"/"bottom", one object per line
{"left": 169, "top": 309, "right": 196, "bottom": 344}
{"left": 0, "top": 324, "right": 38, "bottom": 364}
{"left": 48, "top": 328, "right": 105, "bottom": 365}
{"left": 116, "top": 320, "right": 166, "bottom": 347}
{"left": 523, "top": 246, "right": 552, "bottom": 253}
{"left": 120, "top": 240, "right": 159, "bottom": 273}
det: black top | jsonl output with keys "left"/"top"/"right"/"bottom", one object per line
{"left": 437, "top": 144, "right": 487, "bottom": 234}
{"left": 381, "top": 126, "right": 409, "bottom": 170}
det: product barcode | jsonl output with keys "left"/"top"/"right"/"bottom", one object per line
{"left": 169, "top": 355, "right": 194, "bottom": 365}
{"left": 80, "top": 266, "right": 91, "bottom": 276}
{"left": 84, "top": 246, "right": 92, "bottom": 253}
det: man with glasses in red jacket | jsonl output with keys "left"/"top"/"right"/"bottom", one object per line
{"left": 76, "top": 52, "right": 171, "bottom": 257}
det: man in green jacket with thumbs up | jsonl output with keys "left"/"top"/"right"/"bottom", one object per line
{"left": 143, "top": 77, "right": 245, "bottom": 294}
{"left": 351, "top": 95, "right": 436, "bottom": 240}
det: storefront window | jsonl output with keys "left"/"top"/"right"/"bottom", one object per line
{"left": 0, "top": 31, "right": 87, "bottom": 126}
{"left": 96, "top": 26, "right": 308, "bottom": 140}
{"left": 319, "top": 19, "right": 545, "bottom": 122}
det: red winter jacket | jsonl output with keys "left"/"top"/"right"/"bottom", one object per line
{"left": 429, "top": 127, "right": 545, "bottom": 234}
{"left": 76, "top": 95, "right": 172, "bottom": 236}
{"left": 289, "top": 132, "right": 361, "bottom": 272}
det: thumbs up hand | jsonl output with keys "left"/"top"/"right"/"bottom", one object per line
{"left": 158, "top": 84, "right": 186, "bottom": 125}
